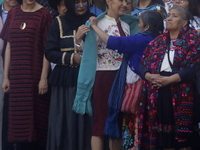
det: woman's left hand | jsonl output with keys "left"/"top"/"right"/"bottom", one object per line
{"left": 38, "top": 78, "right": 48, "bottom": 95}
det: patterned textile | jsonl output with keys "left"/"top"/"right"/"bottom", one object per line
{"left": 122, "top": 113, "right": 139, "bottom": 150}
{"left": 138, "top": 26, "right": 200, "bottom": 149}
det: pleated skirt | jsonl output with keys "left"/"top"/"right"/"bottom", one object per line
{"left": 47, "top": 86, "right": 93, "bottom": 150}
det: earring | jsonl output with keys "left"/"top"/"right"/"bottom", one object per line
{"left": 109, "top": 5, "right": 111, "bottom": 8}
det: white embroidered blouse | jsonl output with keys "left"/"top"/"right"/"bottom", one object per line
{"left": 96, "top": 15, "right": 130, "bottom": 71}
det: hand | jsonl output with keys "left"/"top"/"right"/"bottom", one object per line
{"left": 89, "top": 16, "right": 98, "bottom": 28}
{"left": 2, "top": 78, "right": 10, "bottom": 93}
{"left": 38, "top": 78, "right": 48, "bottom": 95}
{"left": 145, "top": 72, "right": 161, "bottom": 83}
{"left": 153, "top": 76, "right": 172, "bottom": 89}
{"left": 73, "top": 53, "right": 82, "bottom": 65}
{"left": 75, "top": 25, "right": 90, "bottom": 45}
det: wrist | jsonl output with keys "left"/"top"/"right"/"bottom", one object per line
{"left": 75, "top": 38, "right": 82, "bottom": 45}
{"left": 40, "top": 76, "right": 47, "bottom": 80}
{"left": 145, "top": 72, "right": 151, "bottom": 81}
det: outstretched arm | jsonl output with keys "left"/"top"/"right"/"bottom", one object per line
{"left": 89, "top": 16, "right": 109, "bottom": 44}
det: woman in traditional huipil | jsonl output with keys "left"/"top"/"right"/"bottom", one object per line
{"left": 45, "top": 0, "right": 94, "bottom": 150}
{"left": 0, "top": 0, "right": 52, "bottom": 149}
{"left": 138, "top": 6, "right": 200, "bottom": 150}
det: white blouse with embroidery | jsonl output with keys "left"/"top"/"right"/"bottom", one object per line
{"left": 96, "top": 15, "right": 130, "bottom": 71}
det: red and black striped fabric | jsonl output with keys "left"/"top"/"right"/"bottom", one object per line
{"left": 0, "top": 6, "right": 52, "bottom": 145}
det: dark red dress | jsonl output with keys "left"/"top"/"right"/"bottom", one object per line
{"left": 0, "top": 6, "right": 52, "bottom": 145}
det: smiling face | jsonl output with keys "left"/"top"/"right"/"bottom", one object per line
{"left": 74, "top": 0, "right": 90, "bottom": 15}
{"left": 124, "top": 0, "right": 132, "bottom": 14}
{"left": 107, "top": 0, "right": 127, "bottom": 17}
{"left": 166, "top": 9, "right": 187, "bottom": 32}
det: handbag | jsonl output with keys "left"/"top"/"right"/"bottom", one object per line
{"left": 121, "top": 80, "right": 143, "bottom": 114}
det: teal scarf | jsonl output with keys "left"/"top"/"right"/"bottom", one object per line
{"left": 73, "top": 12, "right": 139, "bottom": 116}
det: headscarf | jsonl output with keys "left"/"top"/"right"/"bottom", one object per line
{"left": 65, "top": 0, "right": 94, "bottom": 30}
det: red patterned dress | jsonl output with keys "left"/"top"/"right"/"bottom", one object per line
{"left": 0, "top": 6, "right": 52, "bottom": 146}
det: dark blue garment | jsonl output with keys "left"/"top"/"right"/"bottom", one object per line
{"left": 107, "top": 34, "right": 154, "bottom": 76}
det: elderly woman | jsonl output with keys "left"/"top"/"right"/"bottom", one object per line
{"left": 138, "top": 6, "right": 200, "bottom": 150}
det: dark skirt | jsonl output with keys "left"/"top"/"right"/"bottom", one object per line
{"left": 47, "top": 86, "right": 93, "bottom": 150}
{"left": 92, "top": 70, "right": 117, "bottom": 136}
{"left": 157, "top": 71, "right": 176, "bottom": 148}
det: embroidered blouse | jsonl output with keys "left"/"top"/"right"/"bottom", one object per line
{"left": 96, "top": 15, "right": 130, "bottom": 71}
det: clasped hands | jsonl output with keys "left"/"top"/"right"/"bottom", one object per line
{"left": 145, "top": 72, "right": 171, "bottom": 89}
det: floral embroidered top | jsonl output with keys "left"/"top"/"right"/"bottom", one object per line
{"left": 96, "top": 15, "right": 130, "bottom": 71}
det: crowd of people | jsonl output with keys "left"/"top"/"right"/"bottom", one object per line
{"left": 0, "top": 0, "right": 200, "bottom": 150}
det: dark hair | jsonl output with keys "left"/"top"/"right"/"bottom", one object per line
{"left": 65, "top": 0, "right": 90, "bottom": 14}
{"left": 186, "top": 0, "right": 200, "bottom": 17}
{"left": 170, "top": 6, "right": 191, "bottom": 25}
{"left": 17, "top": 0, "right": 22, "bottom": 4}
{"left": 141, "top": 10, "right": 164, "bottom": 34}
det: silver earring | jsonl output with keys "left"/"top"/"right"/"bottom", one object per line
{"left": 109, "top": 5, "right": 111, "bottom": 8}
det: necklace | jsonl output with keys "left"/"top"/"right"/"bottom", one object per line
{"left": 20, "top": 3, "right": 36, "bottom": 30}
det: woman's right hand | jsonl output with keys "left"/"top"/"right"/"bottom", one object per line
{"left": 2, "top": 78, "right": 10, "bottom": 93}
{"left": 89, "top": 16, "right": 98, "bottom": 28}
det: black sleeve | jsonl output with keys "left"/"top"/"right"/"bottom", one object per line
{"left": 45, "top": 18, "right": 73, "bottom": 65}
{"left": 177, "top": 68, "right": 196, "bottom": 82}
{"left": 139, "top": 62, "right": 151, "bottom": 80}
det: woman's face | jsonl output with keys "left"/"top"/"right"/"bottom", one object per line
{"left": 138, "top": 18, "right": 145, "bottom": 32}
{"left": 173, "top": 0, "right": 189, "bottom": 9}
{"left": 166, "top": 9, "right": 186, "bottom": 31}
{"left": 107, "top": 0, "right": 127, "bottom": 16}
{"left": 57, "top": 0, "right": 67, "bottom": 15}
{"left": 124, "top": 0, "right": 132, "bottom": 14}
{"left": 75, "top": 0, "right": 90, "bottom": 15}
